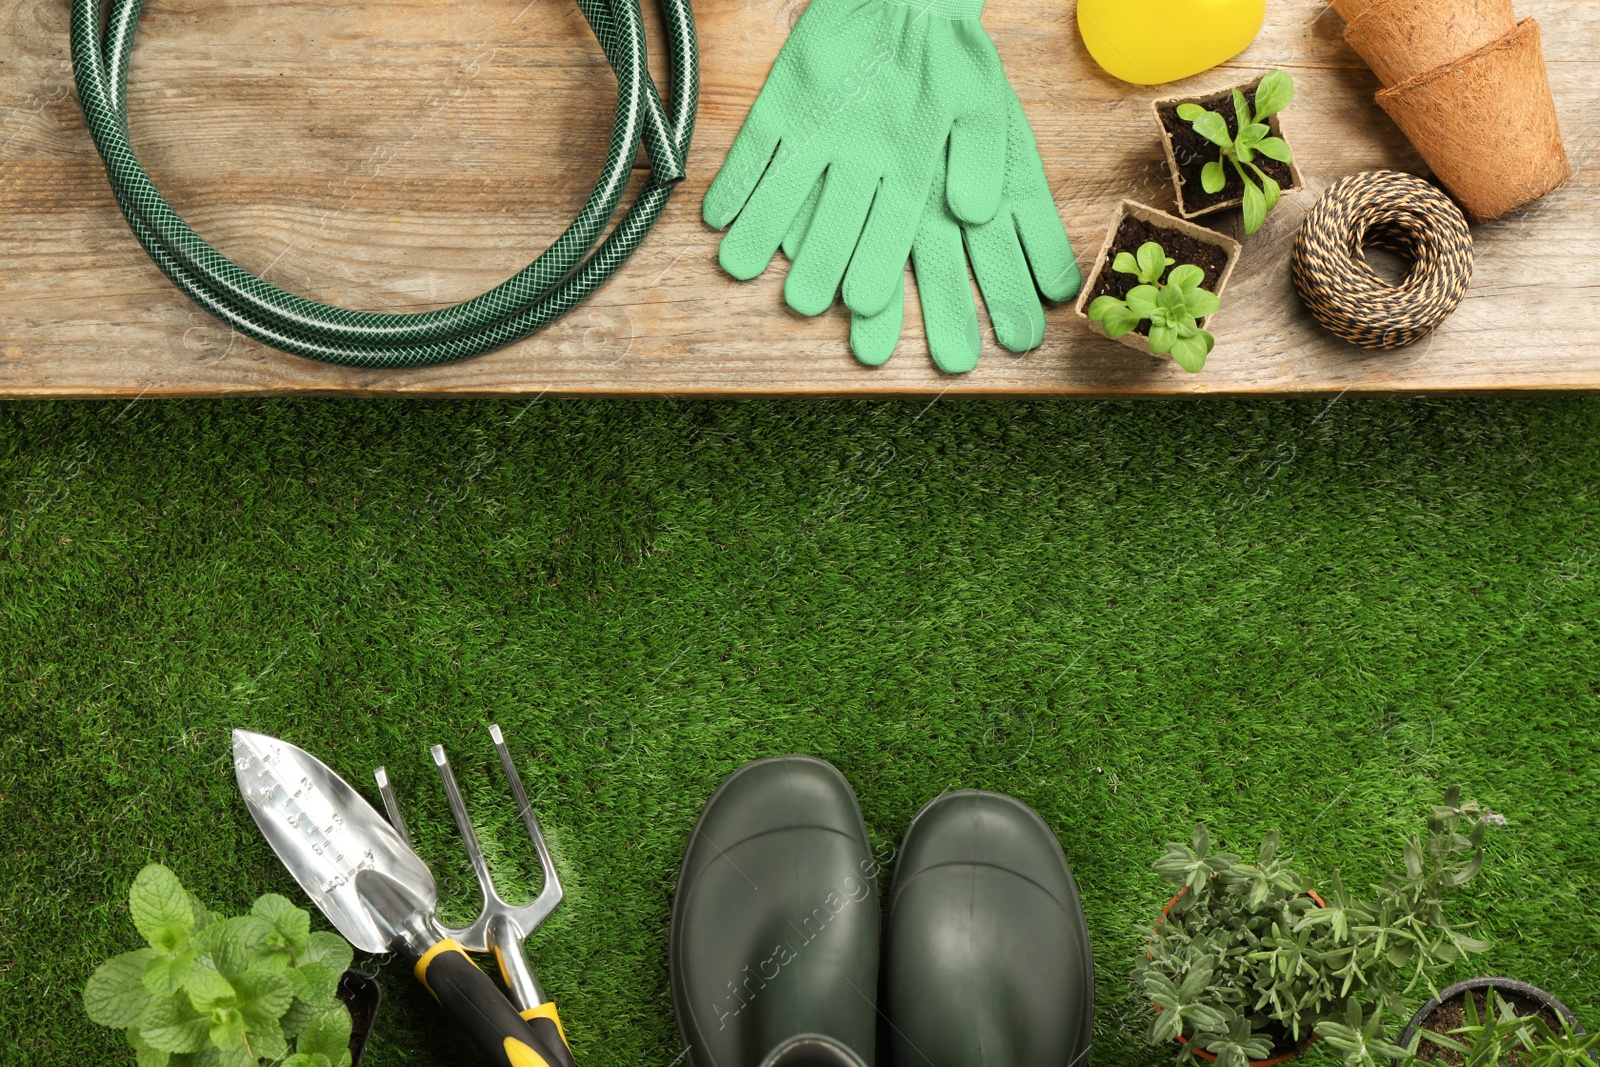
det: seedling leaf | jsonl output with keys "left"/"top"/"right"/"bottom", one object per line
{"left": 1252, "top": 70, "right": 1295, "bottom": 119}
{"left": 1190, "top": 110, "right": 1232, "bottom": 149}
{"left": 1254, "top": 136, "right": 1292, "bottom": 163}
{"left": 1136, "top": 242, "right": 1174, "bottom": 284}
{"left": 1242, "top": 179, "right": 1267, "bottom": 236}
{"left": 1169, "top": 265, "right": 1205, "bottom": 294}
{"left": 1232, "top": 88, "right": 1252, "bottom": 129}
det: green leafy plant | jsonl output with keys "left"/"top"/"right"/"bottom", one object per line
{"left": 84, "top": 864, "right": 356, "bottom": 1067}
{"left": 1087, "top": 241, "right": 1221, "bottom": 373}
{"left": 1177, "top": 70, "right": 1295, "bottom": 236}
{"left": 1400, "top": 988, "right": 1600, "bottom": 1067}
{"left": 1135, "top": 788, "right": 1493, "bottom": 1067}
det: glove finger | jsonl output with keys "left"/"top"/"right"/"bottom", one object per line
{"left": 1015, "top": 190, "right": 1081, "bottom": 303}
{"left": 946, "top": 104, "right": 1006, "bottom": 225}
{"left": 786, "top": 165, "right": 878, "bottom": 317}
{"left": 704, "top": 111, "right": 782, "bottom": 230}
{"left": 967, "top": 211, "right": 1047, "bottom": 353}
{"left": 841, "top": 167, "right": 935, "bottom": 319}
{"left": 717, "top": 147, "right": 826, "bottom": 281}
{"left": 912, "top": 199, "right": 981, "bottom": 375}
{"left": 782, "top": 176, "right": 825, "bottom": 262}
{"left": 850, "top": 267, "right": 907, "bottom": 367}
{"left": 1001, "top": 100, "right": 1081, "bottom": 302}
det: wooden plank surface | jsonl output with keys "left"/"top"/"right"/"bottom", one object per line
{"left": 0, "top": 0, "right": 1595, "bottom": 397}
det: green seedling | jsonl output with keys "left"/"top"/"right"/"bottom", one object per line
{"left": 1403, "top": 988, "right": 1600, "bottom": 1067}
{"left": 1135, "top": 788, "right": 1495, "bottom": 1067}
{"left": 1087, "top": 241, "right": 1220, "bottom": 373}
{"left": 84, "top": 864, "right": 356, "bottom": 1067}
{"left": 1177, "top": 70, "right": 1295, "bottom": 236}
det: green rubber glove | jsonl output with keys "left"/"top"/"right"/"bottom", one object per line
{"left": 704, "top": 0, "right": 1012, "bottom": 321}
{"left": 786, "top": 88, "right": 1080, "bottom": 374}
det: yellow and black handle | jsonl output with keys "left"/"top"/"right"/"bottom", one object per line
{"left": 415, "top": 940, "right": 574, "bottom": 1067}
{"left": 517, "top": 1001, "right": 575, "bottom": 1067}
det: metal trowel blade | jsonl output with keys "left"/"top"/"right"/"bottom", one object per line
{"left": 232, "top": 729, "right": 437, "bottom": 954}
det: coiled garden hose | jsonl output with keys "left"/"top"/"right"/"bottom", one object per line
{"left": 71, "top": 0, "right": 698, "bottom": 368}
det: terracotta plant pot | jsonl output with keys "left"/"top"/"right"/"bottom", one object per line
{"left": 339, "top": 970, "right": 383, "bottom": 1067}
{"left": 1376, "top": 18, "right": 1571, "bottom": 222}
{"left": 1153, "top": 75, "right": 1305, "bottom": 220}
{"left": 1397, "top": 977, "right": 1592, "bottom": 1063}
{"left": 1345, "top": 0, "right": 1516, "bottom": 87}
{"left": 1074, "top": 201, "right": 1241, "bottom": 361}
{"left": 1149, "top": 890, "right": 1327, "bottom": 1066}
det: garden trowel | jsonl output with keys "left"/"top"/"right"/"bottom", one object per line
{"left": 232, "top": 729, "right": 572, "bottom": 1067}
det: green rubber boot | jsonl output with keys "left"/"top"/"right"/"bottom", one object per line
{"left": 671, "top": 757, "right": 880, "bottom": 1067}
{"left": 884, "top": 792, "right": 1095, "bottom": 1067}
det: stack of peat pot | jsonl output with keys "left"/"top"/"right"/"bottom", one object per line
{"left": 1332, "top": 0, "right": 1571, "bottom": 222}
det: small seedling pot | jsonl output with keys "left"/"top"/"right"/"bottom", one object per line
{"left": 1153, "top": 74, "right": 1305, "bottom": 221}
{"left": 1376, "top": 18, "right": 1570, "bottom": 223}
{"left": 1397, "top": 978, "right": 1594, "bottom": 1064}
{"left": 1074, "top": 200, "right": 1242, "bottom": 362}
{"left": 338, "top": 969, "right": 383, "bottom": 1067}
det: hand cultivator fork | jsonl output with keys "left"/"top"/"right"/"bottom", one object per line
{"left": 374, "top": 725, "right": 572, "bottom": 1065}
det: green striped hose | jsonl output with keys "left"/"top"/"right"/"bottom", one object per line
{"left": 71, "top": 0, "right": 698, "bottom": 367}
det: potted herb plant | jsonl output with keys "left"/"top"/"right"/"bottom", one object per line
{"left": 1075, "top": 200, "right": 1240, "bottom": 373}
{"left": 1136, "top": 788, "right": 1494, "bottom": 1067}
{"left": 1387, "top": 978, "right": 1597, "bottom": 1066}
{"left": 83, "top": 864, "right": 380, "bottom": 1067}
{"left": 1154, "top": 70, "right": 1304, "bottom": 235}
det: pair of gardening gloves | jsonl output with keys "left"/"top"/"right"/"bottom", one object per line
{"left": 703, "top": 0, "right": 1080, "bottom": 374}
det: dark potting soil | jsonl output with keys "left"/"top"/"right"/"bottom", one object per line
{"left": 1085, "top": 215, "right": 1231, "bottom": 338}
{"left": 1160, "top": 97, "right": 1295, "bottom": 214}
{"left": 1412, "top": 990, "right": 1563, "bottom": 1066}
{"left": 1256, "top": 1019, "right": 1307, "bottom": 1060}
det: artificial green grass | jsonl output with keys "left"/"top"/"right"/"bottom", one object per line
{"left": 2, "top": 397, "right": 1597, "bottom": 1067}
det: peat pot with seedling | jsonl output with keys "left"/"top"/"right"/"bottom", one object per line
{"left": 1155, "top": 70, "right": 1304, "bottom": 235}
{"left": 1076, "top": 200, "right": 1240, "bottom": 373}
{"left": 1394, "top": 978, "right": 1598, "bottom": 1067}
{"left": 1137, "top": 788, "right": 1494, "bottom": 1067}
{"left": 84, "top": 864, "right": 375, "bottom": 1067}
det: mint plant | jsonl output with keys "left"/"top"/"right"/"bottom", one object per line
{"left": 1087, "top": 241, "right": 1220, "bottom": 373}
{"left": 84, "top": 864, "right": 356, "bottom": 1067}
{"left": 1177, "top": 70, "right": 1295, "bottom": 236}
{"left": 1135, "top": 788, "right": 1493, "bottom": 1067}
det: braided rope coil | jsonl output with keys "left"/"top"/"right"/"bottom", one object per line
{"left": 1291, "top": 170, "right": 1474, "bottom": 351}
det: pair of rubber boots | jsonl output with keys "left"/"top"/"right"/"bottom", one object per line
{"left": 670, "top": 757, "right": 1094, "bottom": 1067}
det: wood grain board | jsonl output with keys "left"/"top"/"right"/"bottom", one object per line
{"left": 0, "top": 0, "right": 1595, "bottom": 397}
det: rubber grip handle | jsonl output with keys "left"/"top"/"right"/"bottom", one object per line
{"left": 521, "top": 1003, "right": 575, "bottom": 1067}
{"left": 416, "top": 942, "right": 568, "bottom": 1067}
